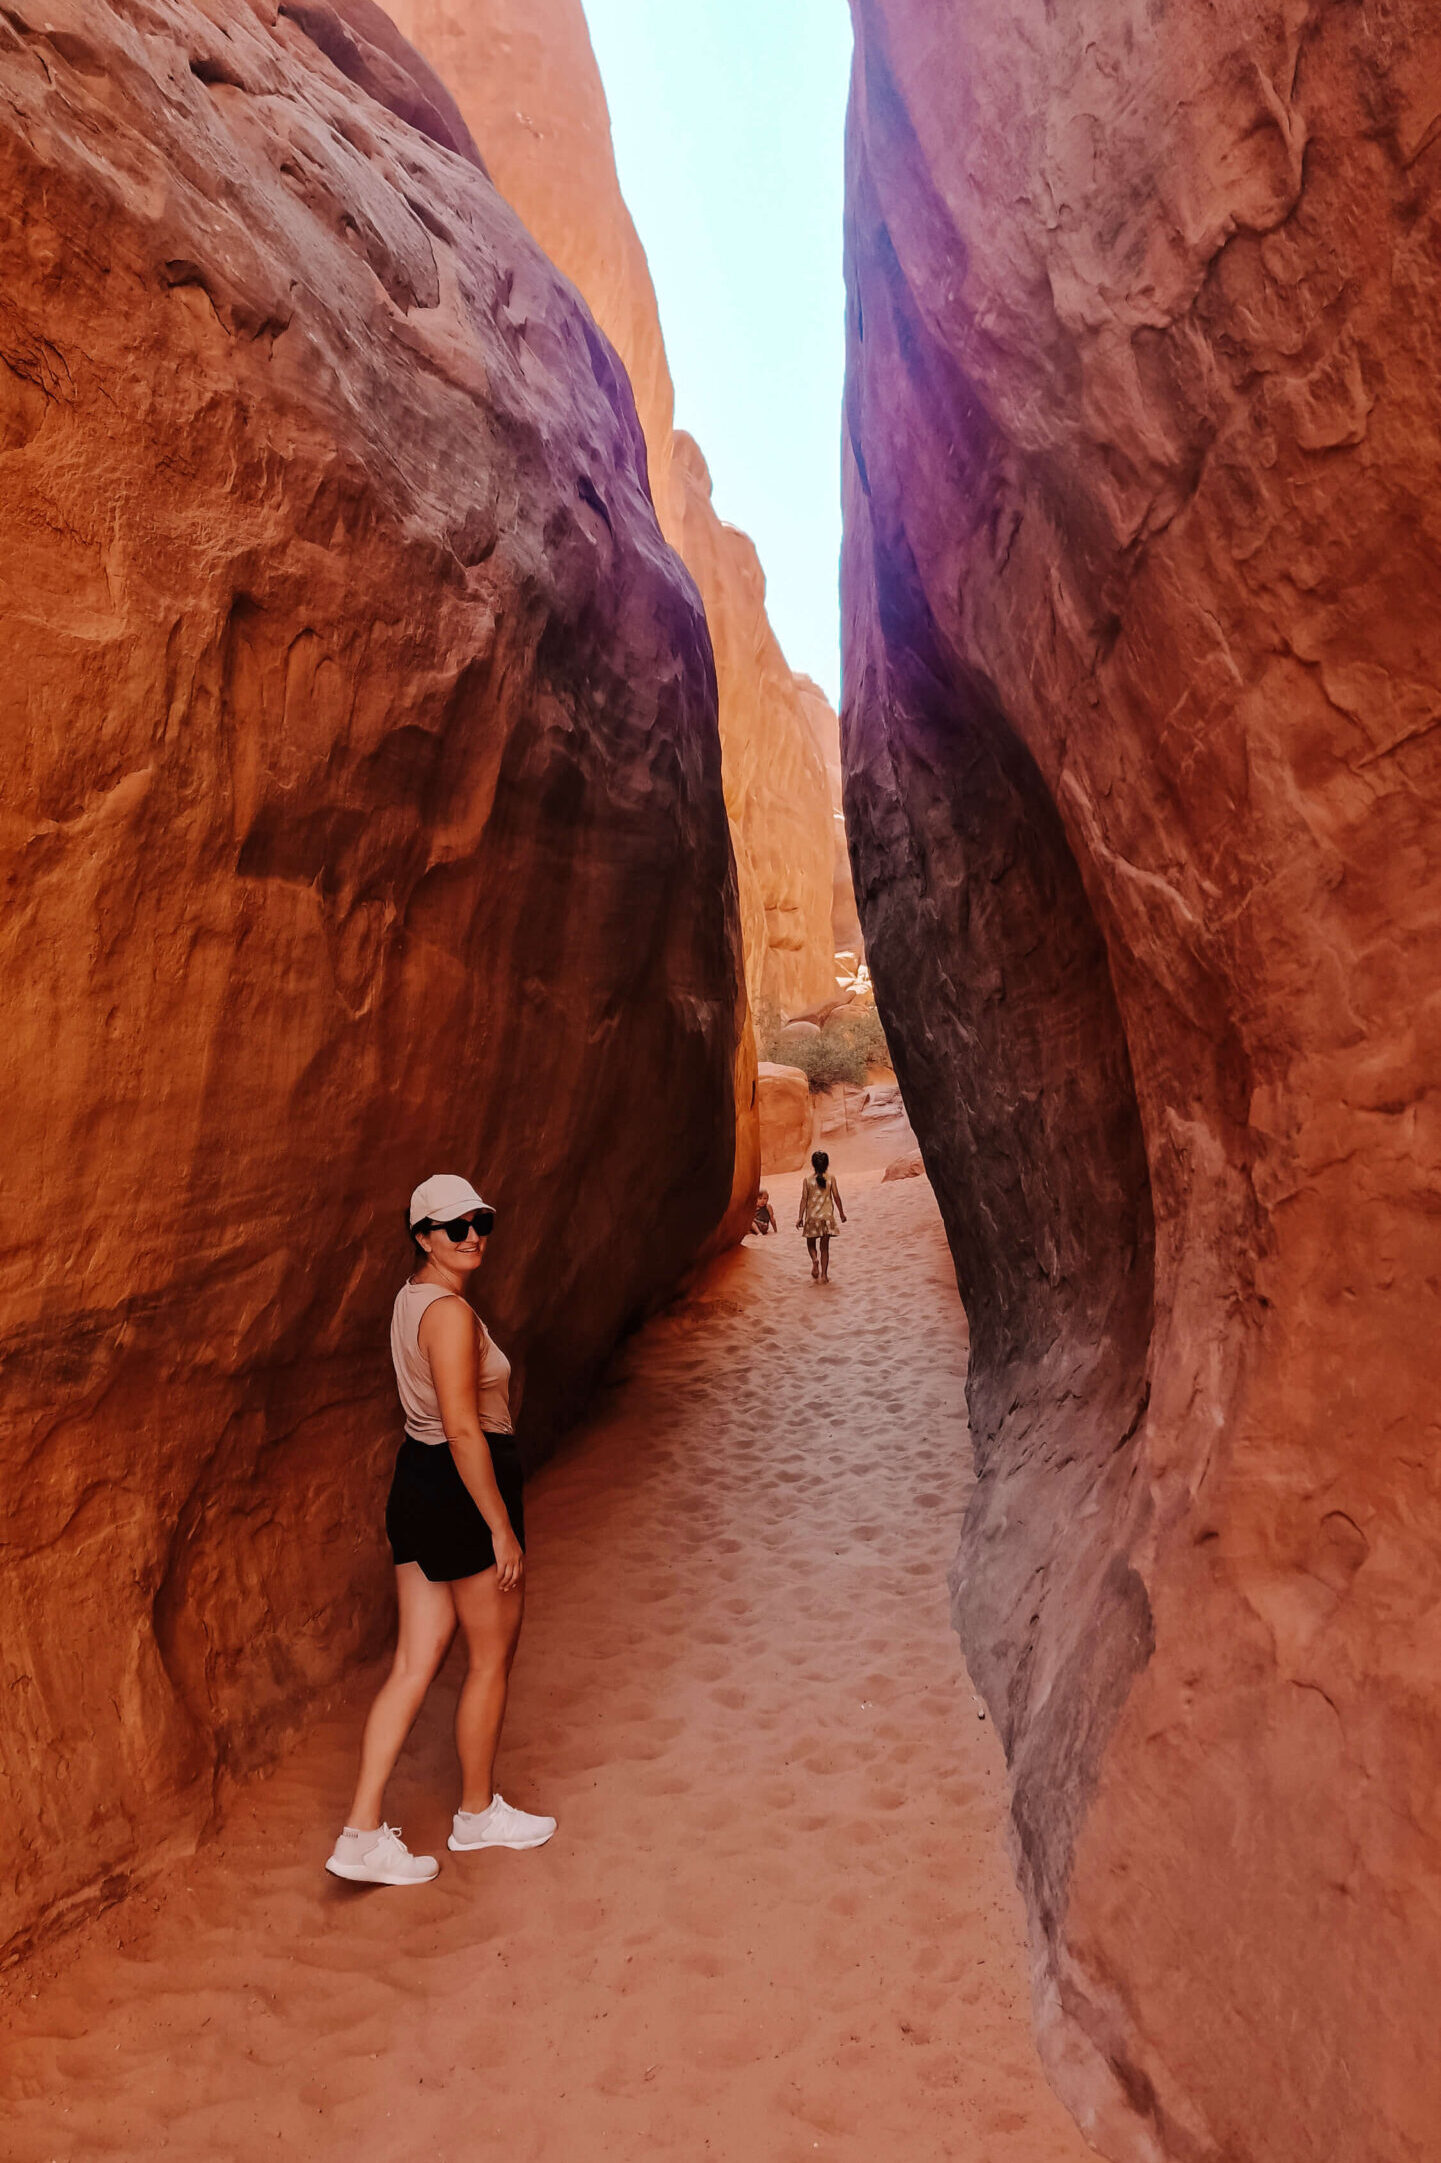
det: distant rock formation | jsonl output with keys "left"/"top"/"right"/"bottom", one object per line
{"left": 382, "top": 0, "right": 840, "bottom": 1020}
{"left": 843, "top": 3, "right": 1441, "bottom": 2159}
{"left": 794, "top": 671, "right": 864, "bottom": 956}
{"left": 0, "top": 0, "right": 744, "bottom": 1959}
{"left": 756, "top": 1063, "right": 814, "bottom": 1175}
{"left": 667, "top": 433, "right": 846, "bottom": 1016}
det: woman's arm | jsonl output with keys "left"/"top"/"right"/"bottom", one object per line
{"left": 419, "top": 1298, "right": 523, "bottom": 1591}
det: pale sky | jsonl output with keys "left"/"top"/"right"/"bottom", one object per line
{"left": 582, "top": 0, "right": 853, "bottom": 706}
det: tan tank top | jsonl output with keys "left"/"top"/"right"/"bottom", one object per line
{"left": 390, "top": 1281, "right": 514, "bottom": 1444}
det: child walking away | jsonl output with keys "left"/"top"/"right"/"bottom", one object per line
{"left": 797, "top": 1150, "right": 847, "bottom": 1282}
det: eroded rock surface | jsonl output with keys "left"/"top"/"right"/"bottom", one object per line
{"left": 382, "top": 0, "right": 840, "bottom": 1019}
{"left": 843, "top": 3, "right": 1441, "bottom": 2157}
{"left": 668, "top": 432, "right": 841, "bottom": 1018}
{"left": 756, "top": 1062, "right": 814, "bottom": 1176}
{"left": 796, "top": 670, "right": 864, "bottom": 958}
{"left": 0, "top": 0, "right": 744, "bottom": 1959}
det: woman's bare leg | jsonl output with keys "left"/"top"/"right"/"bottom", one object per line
{"left": 806, "top": 1235, "right": 820, "bottom": 1279}
{"left": 452, "top": 1567, "right": 526, "bottom": 1812}
{"left": 346, "top": 1565, "right": 456, "bottom": 1830}
{"left": 820, "top": 1232, "right": 832, "bottom": 1281}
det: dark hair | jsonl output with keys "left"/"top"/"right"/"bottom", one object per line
{"left": 811, "top": 1149, "right": 829, "bottom": 1189}
{"left": 407, "top": 1210, "right": 432, "bottom": 1258}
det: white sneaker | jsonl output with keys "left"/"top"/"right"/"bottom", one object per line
{"left": 448, "top": 1794, "right": 557, "bottom": 1852}
{"left": 325, "top": 1823, "right": 439, "bottom": 1885}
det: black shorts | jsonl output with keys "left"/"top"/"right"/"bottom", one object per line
{"left": 385, "top": 1433, "right": 525, "bottom": 1583}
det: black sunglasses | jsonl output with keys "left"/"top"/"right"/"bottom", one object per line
{"left": 432, "top": 1209, "right": 495, "bottom": 1242}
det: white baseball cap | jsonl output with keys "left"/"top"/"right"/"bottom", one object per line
{"left": 408, "top": 1173, "right": 493, "bottom": 1228}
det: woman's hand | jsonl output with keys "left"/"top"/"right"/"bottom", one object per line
{"left": 423, "top": 1302, "right": 525, "bottom": 1590}
{"left": 492, "top": 1523, "right": 524, "bottom": 1593}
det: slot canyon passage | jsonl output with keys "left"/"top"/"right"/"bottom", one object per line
{"left": 1, "top": 1128, "right": 1099, "bottom": 2163}
{"left": 3, "top": 7, "right": 1441, "bottom": 2163}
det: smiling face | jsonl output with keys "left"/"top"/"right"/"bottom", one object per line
{"left": 415, "top": 1213, "right": 489, "bottom": 1277}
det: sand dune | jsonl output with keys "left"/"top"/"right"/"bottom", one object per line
{"left": 1, "top": 1144, "right": 1092, "bottom": 2162}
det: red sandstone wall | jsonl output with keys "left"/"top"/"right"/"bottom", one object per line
{"left": 0, "top": 0, "right": 744, "bottom": 1959}
{"left": 666, "top": 431, "right": 846, "bottom": 1017}
{"left": 794, "top": 671, "right": 864, "bottom": 958}
{"left": 843, "top": 3, "right": 1441, "bottom": 2157}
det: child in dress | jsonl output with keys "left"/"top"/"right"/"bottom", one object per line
{"left": 796, "top": 1150, "right": 847, "bottom": 1281}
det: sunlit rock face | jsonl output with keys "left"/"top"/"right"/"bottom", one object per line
{"left": 0, "top": 0, "right": 744, "bottom": 1958}
{"left": 756, "top": 1063, "right": 814, "bottom": 1177}
{"left": 382, "top": 0, "right": 839, "bottom": 1020}
{"left": 794, "top": 671, "right": 864, "bottom": 958}
{"left": 843, "top": 2, "right": 1441, "bottom": 2157}
{"left": 668, "top": 433, "right": 841, "bottom": 1018}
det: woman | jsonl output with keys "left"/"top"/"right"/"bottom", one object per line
{"left": 797, "top": 1149, "right": 847, "bottom": 1282}
{"left": 327, "top": 1173, "right": 556, "bottom": 1887}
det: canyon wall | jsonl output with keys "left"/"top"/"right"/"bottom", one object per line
{"left": 667, "top": 431, "right": 849, "bottom": 1017}
{"left": 795, "top": 670, "right": 864, "bottom": 958}
{"left": 0, "top": 0, "right": 744, "bottom": 1958}
{"left": 843, "top": 4, "right": 1441, "bottom": 2159}
{"left": 382, "top": 0, "right": 840, "bottom": 1020}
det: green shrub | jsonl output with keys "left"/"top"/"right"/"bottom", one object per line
{"left": 757, "top": 998, "right": 893, "bottom": 1094}
{"left": 774, "top": 1031, "right": 869, "bottom": 1093}
{"left": 820, "top": 1000, "right": 892, "bottom": 1073}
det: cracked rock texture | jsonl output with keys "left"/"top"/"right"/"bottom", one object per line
{"left": 0, "top": 0, "right": 746, "bottom": 1958}
{"left": 382, "top": 0, "right": 841, "bottom": 1020}
{"left": 843, "top": 2, "right": 1441, "bottom": 2158}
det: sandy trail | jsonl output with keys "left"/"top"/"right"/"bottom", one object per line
{"left": 1, "top": 1133, "right": 1092, "bottom": 2163}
